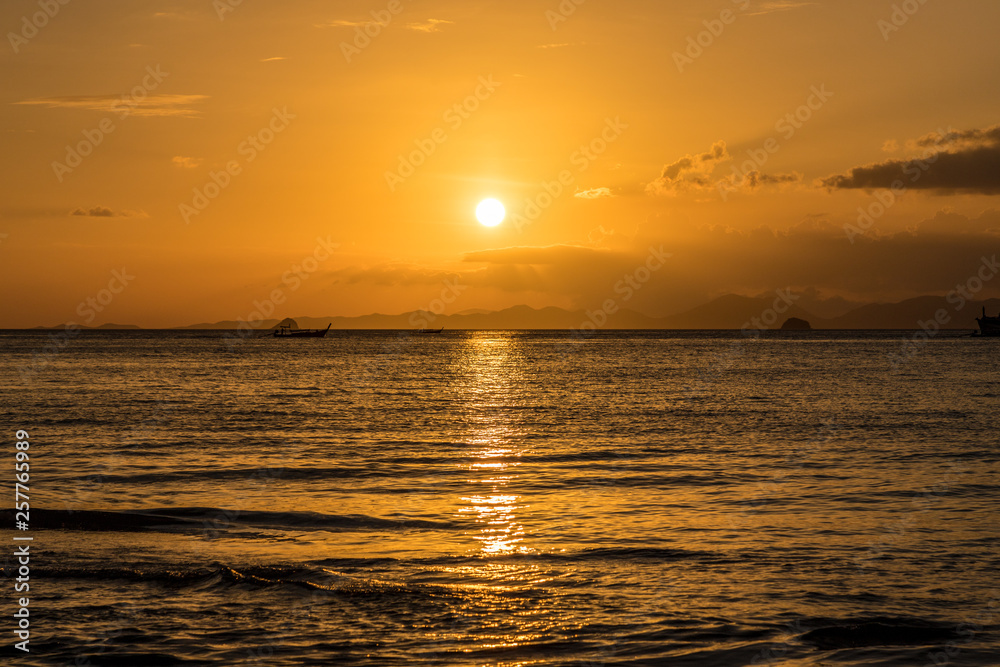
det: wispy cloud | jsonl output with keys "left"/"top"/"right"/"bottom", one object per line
{"left": 172, "top": 156, "right": 203, "bottom": 169}
{"left": 407, "top": 18, "right": 453, "bottom": 33}
{"left": 14, "top": 94, "right": 208, "bottom": 118}
{"left": 743, "top": 1, "right": 816, "bottom": 16}
{"left": 315, "top": 19, "right": 370, "bottom": 28}
{"left": 575, "top": 187, "right": 615, "bottom": 199}
{"left": 537, "top": 43, "right": 572, "bottom": 49}
{"left": 152, "top": 11, "right": 197, "bottom": 21}
{"left": 70, "top": 207, "right": 147, "bottom": 218}
{"left": 260, "top": 56, "right": 286, "bottom": 62}
{"left": 588, "top": 225, "right": 617, "bottom": 245}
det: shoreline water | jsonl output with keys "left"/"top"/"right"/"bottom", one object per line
{"left": 1, "top": 331, "right": 997, "bottom": 665}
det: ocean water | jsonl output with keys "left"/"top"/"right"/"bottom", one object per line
{"left": 0, "top": 330, "right": 998, "bottom": 666}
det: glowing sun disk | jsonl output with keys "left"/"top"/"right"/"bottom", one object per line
{"left": 476, "top": 199, "right": 505, "bottom": 227}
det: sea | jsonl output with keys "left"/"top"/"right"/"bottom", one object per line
{"left": 0, "top": 329, "right": 997, "bottom": 666}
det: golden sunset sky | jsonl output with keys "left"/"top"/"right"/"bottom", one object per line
{"left": 2, "top": 0, "right": 999, "bottom": 327}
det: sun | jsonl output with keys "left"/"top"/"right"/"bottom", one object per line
{"left": 476, "top": 199, "right": 506, "bottom": 227}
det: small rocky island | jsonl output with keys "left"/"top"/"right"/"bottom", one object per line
{"left": 780, "top": 317, "right": 812, "bottom": 331}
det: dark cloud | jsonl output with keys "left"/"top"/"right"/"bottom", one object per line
{"left": 463, "top": 245, "right": 621, "bottom": 265}
{"left": 648, "top": 141, "right": 802, "bottom": 198}
{"left": 322, "top": 213, "right": 1000, "bottom": 314}
{"left": 646, "top": 141, "right": 730, "bottom": 195}
{"left": 71, "top": 206, "right": 115, "bottom": 217}
{"left": 466, "top": 214, "right": 1000, "bottom": 308}
{"left": 665, "top": 219, "right": 1000, "bottom": 301}
{"left": 914, "top": 208, "right": 1000, "bottom": 235}
{"left": 915, "top": 125, "right": 1000, "bottom": 149}
{"left": 327, "top": 265, "right": 463, "bottom": 287}
{"left": 822, "top": 124, "right": 1000, "bottom": 194}
{"left": 742, "top": 171, "right": 802, "bottom": 190}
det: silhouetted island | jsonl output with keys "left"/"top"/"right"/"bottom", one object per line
{"left": 780, "top": 317, "right": 812, "bottom": 331}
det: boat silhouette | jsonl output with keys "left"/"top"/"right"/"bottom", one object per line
{"left": 273, "top": 322, "right": 331, "bottom": 338}
{"left": 976, "top": 307, "right": 1000, "bottom": 337}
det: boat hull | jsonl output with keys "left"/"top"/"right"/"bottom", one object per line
{"left": 976, "top": 318, "right": 1000, "bottom": 337}
{"left": 274, "top": 324, "right": 331, "bottom": 338}
{"left": 974, "top": 307, "right": 1000, "bottom": 336}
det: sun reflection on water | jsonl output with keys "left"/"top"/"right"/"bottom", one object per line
{"left": 461, "top": 493, "right": 525, "bottom": 555}
{"left": 437, "top": 337, "right": 545, "bottom": 665}
{"left": 452, "top": 334, "right": 531, "bottom": 558}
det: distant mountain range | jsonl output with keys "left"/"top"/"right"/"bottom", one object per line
{"left": 165, "top": 294, "right": 999, "bottom": 331}
{"left": 31, "top": 322, "right": 141, "bottom": 330}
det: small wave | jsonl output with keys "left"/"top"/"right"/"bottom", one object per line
{"left": 0, "top": 508, "right": 190, "bottom": 532}
{"left": 78, "top": 465, "right": 431, "bottom": 484}
{"left": 4, "top": 565, "right": 217, "bottom": 586}
{"left": 2, "top": 563, "right": 452, "bottom": 604}
{"left": 163, "top": 507, "right": 462, "bottom": 532}
{"left": 565, "top": 546, "right": 708, "bottom": 562}
{"left": 405, "top": 545, "right": 710, "bottom": 568}
{"left": 0, "top": 507, "right": 463, "bottom": 534}
{"left": 45, "top": 417, "right": 119, "bottom": 426}
{"left": 799, "top": 617, "right": 962, "bottom": 649}
{"left": 0, "top": 563, "right": 409, "bottom": 595}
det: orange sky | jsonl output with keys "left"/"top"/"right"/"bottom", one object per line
{"left": 2, "top": 0, "right": 999, "bottom": 327}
